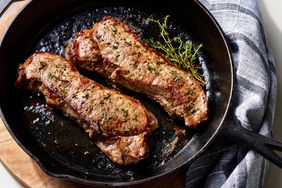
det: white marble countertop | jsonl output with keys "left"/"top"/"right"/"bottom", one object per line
{"left": 1, "top": 0, "right": 282, "bottom": 187}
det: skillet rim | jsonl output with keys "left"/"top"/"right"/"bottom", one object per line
{"left": 0, "top": 0, "right": 234, "bottom": 186}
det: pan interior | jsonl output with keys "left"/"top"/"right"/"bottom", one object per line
{"left": 21, "top": 6, "right": 211, "bottom": 180}
{"left": 0, "top": 0, "right": 232, "bottom": 184}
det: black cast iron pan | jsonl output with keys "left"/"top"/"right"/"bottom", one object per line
{"left": 0, "top": 0, "right": 282, "bottom": 187}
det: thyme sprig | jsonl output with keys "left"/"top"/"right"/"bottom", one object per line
{"left": 146, "top": 15, "right": 205, "bottom": 86}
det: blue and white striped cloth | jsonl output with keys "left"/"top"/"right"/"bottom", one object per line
{"left": 185, "top": 0, "right": 277, "bottom": 187}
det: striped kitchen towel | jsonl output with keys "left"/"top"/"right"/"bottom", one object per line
{"left": 185, "top": 0, "right": 277, "bottom": 188}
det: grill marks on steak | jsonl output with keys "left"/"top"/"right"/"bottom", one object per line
{"left": 66, "top": 16, "right": 208, "bottom": 127}
{"left": 16, "top": 52, "right": 158, "bottom": 165}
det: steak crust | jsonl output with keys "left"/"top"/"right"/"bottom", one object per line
{"left": 66, "top": 16, "right": 208, "bottom": 127}
{"left": 16, "top": 52, "right": 158, "bottom": 165}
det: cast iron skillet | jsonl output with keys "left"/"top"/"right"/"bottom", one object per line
{"left": 0, "top": 0, "right": 282, "bottom": 187}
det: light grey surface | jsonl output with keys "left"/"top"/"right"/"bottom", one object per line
{"left": 257, "top": 0, "right": 282, "bottom": 187}
{"left": 0, "top": 0, "right": 281, "bottom": 188}
{"left": 0, "top": 163, "right": 22, "bottom": 188}
{"left": 0, "top": 0, "right": 11, "bottom": 17}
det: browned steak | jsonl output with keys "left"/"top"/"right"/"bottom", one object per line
{"left": 16, "top": 52, "right": 158, "bottom": 165}
{"left": 96, "top": 132, "right": 149, "bottom": 165}
{"left": 66, "top": 16, "right": 208, "bottom": 127}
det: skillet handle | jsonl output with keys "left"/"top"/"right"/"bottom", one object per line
{"left": 219, "top": 118, "right": 282, "bottom": 168}
{"left": 0, "top": 0, "right": 24, "bottom": 17}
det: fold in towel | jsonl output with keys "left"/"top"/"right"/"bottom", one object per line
{"left": 185, "top": 0, "right": 277, "bottom": 187}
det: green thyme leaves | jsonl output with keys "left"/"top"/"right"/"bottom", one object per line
{"left": 146, "top": 15, "right": 205, "bottom": 86}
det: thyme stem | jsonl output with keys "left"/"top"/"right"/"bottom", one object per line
{"left": 146, "top": 15, "right": 205, "bottom": 86}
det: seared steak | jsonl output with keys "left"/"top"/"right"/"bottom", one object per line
{"left": 16, "top": 52, "right": 158, "bottom": 165}
{"left": 96, "top": 132, "right": 149, "bottom": 165}
{"left": 66, "top": 16, "right": 208, "bottom": 127}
